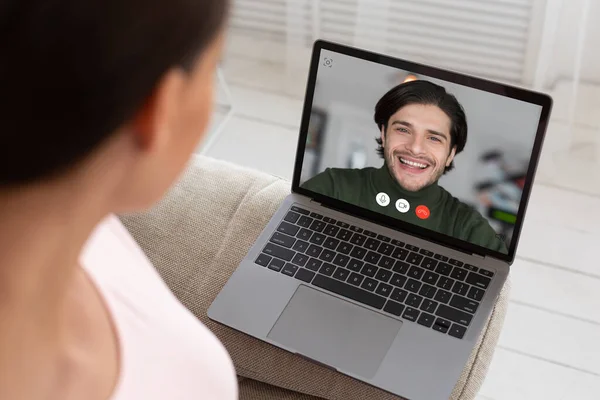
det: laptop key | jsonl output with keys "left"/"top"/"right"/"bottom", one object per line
{"left": 255, "top": 253, "right": 272, "bottom": 267}
{"left": 310, "top": 212, "right": 323, "bottom": 220}
{"left": 468, "top": 286, "right": 485, "bottom": 301}
{"left": 270, "top": 232, "right": 296, "bottom": 248}
{"left": 363, "top": 230, "right": 377, "bottom": 238}
{"left": 393, "top": 261, "right": 410, "bottom": 274}
{"left": 332, "top": 254, "right": 350, "bottom": 268}
{"left": 436, "top": 304, "right": 473, "bottom": 326}
{"left": 390, "top": 273, "right": 407, "bottom": 288}
{"left": 449, "top": 258, "right": 464, "bottom": 267}
{"left": 391, "top": 288, "right": 408, "bottom": 303}
{"left": 417, "top": 313, "right": 435, "bottom": 328}
{"left": 423, "top": 271, "right": 440, "bottom": 285}
{"left": 361, "top": 264, "right": 378, "bottom": 278}
{"left": 392, "top": 247, "right": 409, "bottom": 261}
{"left": 291, "top": 253, "right": 308, "bottom": 267}
{"left": 375, "top": 282, "right": 393, "bottom": 297}
{"left": 435, "top": 262, "right": 452, "bottom": 276}
{"left": 479, "top": 269, "right": 494, "bottom": 277}
{"left": 350, "top": 233, "right": 367, "bottom": 246}
{"left": 268, "top": 258, "right": 285, "bottom": 272}
{"left": 375, "top": 268, "right": 392, "bottom": 283}
{"left": 336, "top": 242, "right": 353, "bottom": 255}
{"left": 348, "top": 272, "right": 365, "bottom": 286}
{"left": 391, "top": 240, "right": 405, "bottom": 247}
{"left": 336, "top": 221, "right": 350, "bottom": 228}
{"left": 419, "top": 249, "right": 434, "bottom": 257}
{"left": 309, "top": 232, "right": 326, "bottom": 246}
{"left": 319, "top": 263, "right": 336, "bottom": 277}
{"left": 333, "top": 267, "right": 351, "bottom": 282}
{"left": 420, "top": 299, "right": 438, "bottom": 314}
{"left": 406, "top": 293, "right": 423, "bottom": 308}
{"left": 361, "top": 277, "right": 378, "bottom": 292}
{"left": 450, "top": 295, "right": 480, "bottom": 314}
{"left": 421, "top": 257, "right": 438, "bottom": 271}
{"left": 263, "top": 243, "right": 295, "bottom": 261}
{"left": 377, "top": 234, "right": 391, "bottom": 242}
{"left": 449, "top": 324, "right": 467, "bottom": 339}
{"left": 433, "top": 254, "right": 449, "bottom": 262}
{"left": 405, "top": 244, "right": 419, "bottom": 252}
{"left": 306, "top": 245, "right": 323, "bottom": 258}
{"left": 284, "top": 211, "right": 301, "bottom": 224}
{"left": 319, "top": 249, "right": 336, "bottom": 263}
{"left": 462, "top": 264, "right": 478, "bottom": 272}
{"left": 433, "top": 318, "right": 451, "bottom": 333}
{"left": 378, "top": 243, "right": 395, "bottom": 256}
{"left": 437, "top": 277, "right": 455, "bottom": 291}
{"left": 402, "top": 307, "right": 420, "bottom": 322}
{"left": 408, "top": 266, "right": 425, "bottom": 280}
{"left": 292, "top": 240, "right": 310, "bottom": 253}
{"left": 277, "top": 221, "right": 300, "bottom": 237}
{"left": 434, "top": 289, "right": 452, "bottom": 304}
{"left": 282, "top": 263, "right": 299, "bottom": 277}
{"left": 364, "top": 251, "right": 381, "bottom": 264}
{"left": 466, "top": 272, "right": 491, "bottom": 289}
{"left": 297, "top": 228, "right": 312, "bottom": 241}
{"left": 297, "top": 216, "right": 313, "bottom": 228}
{"left": 336, "top": 229, "right": 353, "bottom": 242}
{"left": 419, "top": 284, "right": 437, "bottom": 299}
{"left": 310, "top": 220, "right": 326, "bottom": 233}
{"left": 349, "top": 225, "right": 363, "bottom": 233}
{"left": 347, "top": 259, "right": 364, "bottom": 272}
{"left": 291, "top": 206, "right": 310, "bottom": 215}
{"left": 295, "top": 268, "right": 315, "bottom": 283}
{"left": 312, "top": 274, "right": 386, "bottom": 310}
{"left": 365, "top": 238, "right": 381, "bottom": 251}
{"left": 322, "top": 217, "right": 334, "bottom": 224}
{"left": 323, "top": 224, "right": 340, "bottom": 237}
{"left": 405, "top": 278, "right": 422, "bottom": 293}
{"left": 306, "top": 258, "right": 323, "bottom": 272}
{"left": 452, "top": 282, "right": 469, "bottom": 296}
{"left": 323, "top": 237, "right": 340, "bottom": 250}
{"left": 407, "top": 252, "right": 423, "bottom": 265}
{"left": 450, "top": 267, "right": 468, "bottom": 281}
{"left": 383, "top": 300, "right": 405, "bottom": 316}
{"left": 350, "top": 246, "right": 367, "bottom": 260}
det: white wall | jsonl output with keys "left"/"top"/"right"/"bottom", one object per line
{"left": 543, "top": 0, "right": 600, "bottom": 86}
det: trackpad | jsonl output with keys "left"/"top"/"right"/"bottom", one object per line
{"left": 267, "top": 285, "right": 402, "bottom": 378}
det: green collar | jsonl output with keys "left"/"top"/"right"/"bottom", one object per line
{"left": 372, "top": 163, "right": 444, "bottom": 205}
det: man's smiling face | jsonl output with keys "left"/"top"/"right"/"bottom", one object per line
{"left": 382, "top": 103, "right": 457, "bottom": 192}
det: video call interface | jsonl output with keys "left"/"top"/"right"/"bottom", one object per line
{"left": 300, "top": 49, "right": 544, "bottom": 254}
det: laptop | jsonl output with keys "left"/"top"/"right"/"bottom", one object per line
{"left": 208, "top": 40, "right": 552, "bottom": 400}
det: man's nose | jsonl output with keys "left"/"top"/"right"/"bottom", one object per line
{"left": 405, "top": 133, "right": 425, "bottom": 155}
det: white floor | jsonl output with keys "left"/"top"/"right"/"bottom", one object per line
{"left": 201, "top": 50, "right": 600, "bottom": 399}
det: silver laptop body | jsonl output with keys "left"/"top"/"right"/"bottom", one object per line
{"left": 209, "top": 40, "right": 552, "bottom": 400}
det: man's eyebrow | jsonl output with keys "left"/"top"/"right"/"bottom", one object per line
{"left": 391, "top": 120, "right": 449, "bottom": 141}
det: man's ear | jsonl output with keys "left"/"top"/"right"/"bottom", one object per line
{"left": 380, "top": 125, "right": 386, "bottom": 144}
{"left": 130, "top": 68, "right": 186, "bottom": 153}
{"left": 446, "top": 146, "right": 457, "bottom": 167}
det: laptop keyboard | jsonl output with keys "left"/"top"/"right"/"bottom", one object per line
{"left": 254, "top": 205, "right": 495, "bottom": 340}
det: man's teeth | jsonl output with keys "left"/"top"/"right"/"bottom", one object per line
{"left": 400, "top": 157, "right": 427, "bottom": 169}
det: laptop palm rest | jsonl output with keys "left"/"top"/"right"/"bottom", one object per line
{"left": 267, "top": 285, "right": 402, "bottom": 378}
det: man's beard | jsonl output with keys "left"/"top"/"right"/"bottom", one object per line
{"left": 385, "top": 149, "right": 445, "bottom": 192}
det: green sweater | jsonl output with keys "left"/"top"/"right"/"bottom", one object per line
{"left": 302, "top": 165, "right": 508, "bottom": 254}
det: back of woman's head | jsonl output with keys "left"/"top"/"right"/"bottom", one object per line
{"left": 0, "top": 0, "right": 229, "bottom": 187}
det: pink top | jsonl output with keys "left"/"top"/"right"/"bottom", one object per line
{"left": 80, "top": 214, "right": 238, "bottom": 399}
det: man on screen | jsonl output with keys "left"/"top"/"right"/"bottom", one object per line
{"left": 302, "top": 80, "right": 507, "bottom": 253}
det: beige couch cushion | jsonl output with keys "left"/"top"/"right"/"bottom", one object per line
{"left": 120, "top": 155, "right": 510, "bottom": 400}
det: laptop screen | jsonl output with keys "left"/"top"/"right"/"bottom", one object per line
{"left": 297, "top": 45, "right": 548, "bottom": 258}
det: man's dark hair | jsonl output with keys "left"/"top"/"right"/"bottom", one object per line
{"left": 374, "top": 80, "right": 467, "bottom": 173}
{"left": 0, "top": 0, "right": 229, "bottom": 187}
